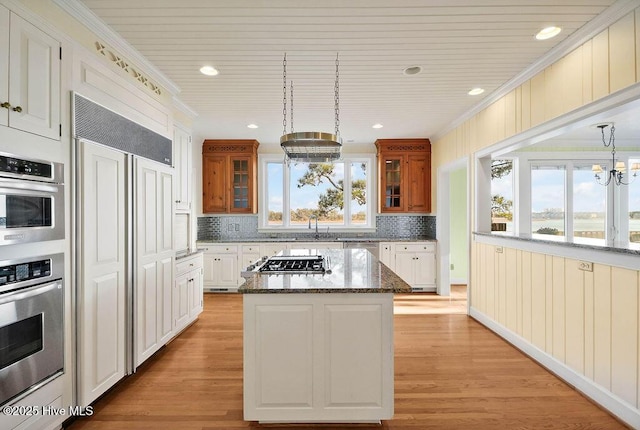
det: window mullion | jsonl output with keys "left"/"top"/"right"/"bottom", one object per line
{"left": 343, "top": 161, "right": 351, "bottom": 227}
{"left": 283, "top": 161, "right": 291, "bottom": 227}
{"left": 566, "top": 162, "right": 574, "bottom": 242}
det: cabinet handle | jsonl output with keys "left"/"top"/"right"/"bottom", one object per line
{"left": 175, "top": 200, "right": 181, "bottom": 203}
{"left": 12, "top": 106, "right": 22, "bottom": 113}
{"left": 190, "top": 263, "right": 194, "bottom": 267}
{"left": 0, "top": 102, "right": 10, "bottom": 109}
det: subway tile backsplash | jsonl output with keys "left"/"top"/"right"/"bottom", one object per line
{"left": 197, "top": 215, "right": 436, "bottom": 241}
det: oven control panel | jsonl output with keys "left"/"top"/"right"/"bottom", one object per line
{"left": 0, "top": 259, "right": 51, "bottom": 286}
{"left": 0, "top": 155, "right": 53, "bottom": 179}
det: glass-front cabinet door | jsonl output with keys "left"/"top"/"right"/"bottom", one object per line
{"left": 231, "top": 156, "right": 252, "bottom": 212}
{"left": 382, "top": 156, "right": 403, "bottom": 211}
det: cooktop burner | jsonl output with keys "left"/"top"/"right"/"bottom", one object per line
{"left": 258, "top": 255, "right": 327, "bottom": 274}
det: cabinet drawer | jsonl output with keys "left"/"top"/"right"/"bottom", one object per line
{"left": 395, "top": 243, "right": 435, "bottom": 253}
{"left": 242, "top": 244, "right": 260, "bottom": 253}
{"left": 203, "top": 244, "right": 238, "bottom": 254}
{"left": 176, "top": 254, "right": 203, "bottom": 275}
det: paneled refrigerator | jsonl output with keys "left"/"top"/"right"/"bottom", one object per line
{"left": 73, "top": 94, "right": 174, "bottom": 407}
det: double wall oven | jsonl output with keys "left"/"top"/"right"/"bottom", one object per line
{"left": 0, "top": 152, "right": 64, "bottom": 245}
{"left": 0, "top": 152, "right": 65, "bottom": 406}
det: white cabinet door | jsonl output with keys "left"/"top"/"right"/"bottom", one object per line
{"left": 414, "top": 251, "right": 436, "bottom": 287}
{"left": 8, "top": 12, "right": 60, "bottom": 139}
{"left": 173, "top": 126, "right": 192, "bottom": 212}
{"left": 77, "top": 141, "right": 127, "bottom": 406}
{"left": 202, "top": 253, "right": 216, "bottom": 286}
{"left": 135, "top": 158, "right": 175, "bottom": 367}
{"left": 394, "top": 252, "right": 415, "bottom": 285}
{"left": 260, "top": 243, "right": 288, "bottom": 257}
{"left": 0, "top": 6, "right": 8, "bottom": 128}
{"left": 379, "top": 243, "right": 393, "bottom": 269}
{"left": 189, "top": 267, "right": 203, "bottom": 318}
{"left": 174, "top": 272, "right": 190, "bottom": 331}
{"left": 217, "top": 253, "right": 239, "bottom": 286}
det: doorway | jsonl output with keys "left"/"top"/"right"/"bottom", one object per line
{"left": 436, "top": 158, "right": 469, "bottom": 307}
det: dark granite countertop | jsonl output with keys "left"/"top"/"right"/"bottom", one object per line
{"left": 239, "top": 248, "right": 412, "bottom": 294}
{"left": 175, "top": 248, "right": 205, "bottom": 260}
{"left": 473, "top": 231, "right": 640, "bottom": 256}
{"left": 197, "top": 237, "right": 435, "bottom": 244}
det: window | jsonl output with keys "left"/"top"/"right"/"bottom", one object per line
{"left": 490, "top": 159, "right": 514, "bottom": 233}
{"left": 573, "top": 164, "right": 606, "bottom": 244}
{"left": 531, "top": 164, "right": 566, "bottom": 239}
{"left": 261, "top": 155, "right": 375, "bottom": 230}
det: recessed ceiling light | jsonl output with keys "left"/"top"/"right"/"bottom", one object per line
{"left": 468, "top": 88, "right": 485, "bottom": 96}
{"left": 372, "top": 123, "right": 384, "bottom": 129}
{"left": 247, "top": 124, "right": 258, "bottom": 129}
{"left": 535, "top": 26, "right": 562, "bottom": 40}
{"left": 200, "top": 66, "right": 219, "bottom": 76}
{"left": 403, "top": 66, "right": 422, "bottom": 76}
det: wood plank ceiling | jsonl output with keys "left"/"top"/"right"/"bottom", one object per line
{"left": 79, "top": 0, "right": 616, "bottom": 149}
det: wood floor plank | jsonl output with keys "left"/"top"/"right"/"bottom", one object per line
{"left": 65, "top": 290, "right": 629, "bottom": 430}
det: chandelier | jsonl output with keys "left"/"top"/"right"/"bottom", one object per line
{"left": 280, "top": 53, "right": 342, "bottom": 163}
{"left": 591, "top": 124, "right": 639, "bottom": 186}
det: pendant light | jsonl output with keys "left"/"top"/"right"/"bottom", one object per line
{"left": 280, "top": 53, "right": 342, "bottom": 163}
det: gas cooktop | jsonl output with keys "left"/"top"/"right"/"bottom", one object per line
{"left": 242, "top": 254, "right": 330, "bottom": 277}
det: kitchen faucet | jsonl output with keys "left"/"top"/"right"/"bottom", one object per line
{"left": 308, "top": 215, "right": 319, "bottom": 239}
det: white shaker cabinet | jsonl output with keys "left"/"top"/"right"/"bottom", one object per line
{"left": 174, "top": 252, "right": 203, "bottom": 333}
{"left": 173, "top": 125, "right": 192, "bottom": 212}
{"left": 0, "top": 5, "right": 60, "bottom": 139}
{"left": 393, "top": 242, "right": 436, "bottom": 291}
{"left": 203, "top": 245, "right": 240, "bottom": 291}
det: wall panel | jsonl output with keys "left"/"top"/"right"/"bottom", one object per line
{"left": 551, "top": 256, "right": 566, "bottom": 362}
{"left": 610, "top": 268, "right": 638, "bottom": 406}
{"left": 592, "top": 264, "right": 612, "bottom": 390}
{"left": 609, "top": 12, "right": 636, "bottom": 93}
{"left": 565, "top": 260, "right": 585, "bottom": 373}
{"left": 592, "top": 29, "right": 610, "bottom": 100}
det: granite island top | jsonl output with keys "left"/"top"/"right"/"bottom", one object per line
{"left": 239, "top": 248, "right": 412, "bottom": 294}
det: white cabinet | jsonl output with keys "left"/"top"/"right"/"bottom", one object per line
{"left": 174, "top": 252, "right": 203, "bottom": 333}
{"left": 173, "top": 125, "right": 192, "bottom": 212}
{"left": 240, "top": 244, "right": 261, "bottom": 268}
{"left": 290, "top": 241, "right": 343, "bottom": 252}
{"left": 260, "top": 243, "right": 288, "bottom": 257}
{"left": 244, "top": 293, "right": 394, "bottom": 422}
{"left": 393, "top": 242, "right": 436, "bottom": 291}
{"left": 379, "top": 242, "right": 394, "bottom": 269}
{"left": 203, "top": 245, "right": 239, "bottom": 291}
{"left": 0, "top": 5, "right": 60, "bottom": 139}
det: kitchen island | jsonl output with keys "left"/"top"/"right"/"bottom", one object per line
{"left": 239, "top": 248, "right": 411, "bottom": 424}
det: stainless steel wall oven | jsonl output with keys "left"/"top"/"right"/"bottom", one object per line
{"left": 0, "top": 152, "right": 64, "bottom": 246}
{"left": 0, "top": 253, "right": 64, "bottom": 406}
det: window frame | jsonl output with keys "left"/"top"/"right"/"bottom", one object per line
{"left": 258, "top": 154, "right": 377, "bottom": 232}
{"left": 480, "top": 150, "right": 640, "bottom": 249}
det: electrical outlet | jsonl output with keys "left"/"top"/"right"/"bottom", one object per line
{"left": 227, "top": 224, "right": 234, "bottom": 232}
{"left": 235, "top": 224, "right": 240, "bottom": 231}
{"left": 450, "top": 263, "right": 454, "bottom": 270}
{"left": 578, "top": 261, "right": 593, "bottom": 272}
{"left": 495, "top": 246, "right": 503, "bottom": 253}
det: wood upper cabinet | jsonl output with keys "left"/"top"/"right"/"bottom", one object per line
{"left": 376, "top": 139, "right": 431, "bottom": 213}
{"left": 202, "top": 139, "right": 259, "bottom": 214}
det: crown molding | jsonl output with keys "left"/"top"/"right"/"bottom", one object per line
{"left": 173, "top": 96, "right": 199, "bottom": 119}
{"left": 432, "top": 0, "right": 640, "bottom": 142}
{"left": 52, "top": 0, "right": 181, "bottom": 95}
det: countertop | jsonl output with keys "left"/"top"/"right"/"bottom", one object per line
{"left": 198, "top": 237, "right": 436, "bottom": 244}
{"left": 239, "top": 248, "right": 412, "bottom": 294}
{"left": 175, "top": 248, "right": 205, "bottom": 260}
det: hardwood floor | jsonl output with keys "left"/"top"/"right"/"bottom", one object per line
{"left": 66, "top": 292, "right": 629, "bottom": 430}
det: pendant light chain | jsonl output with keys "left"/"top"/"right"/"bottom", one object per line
{"left": 282, "top": 53, "right": 287, "bottom": 136}
{"left": 290, "top": 81, "right": 295, "bottom": 134}
{"left": 334, "top": 53, "right": 340, "bottom": 138}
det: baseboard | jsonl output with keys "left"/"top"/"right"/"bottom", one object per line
{"left": 469, "top": 306, "right": 640, "bottom": 429}
{"left": 450, "top": 277, "right": 467, "bottom": 285}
